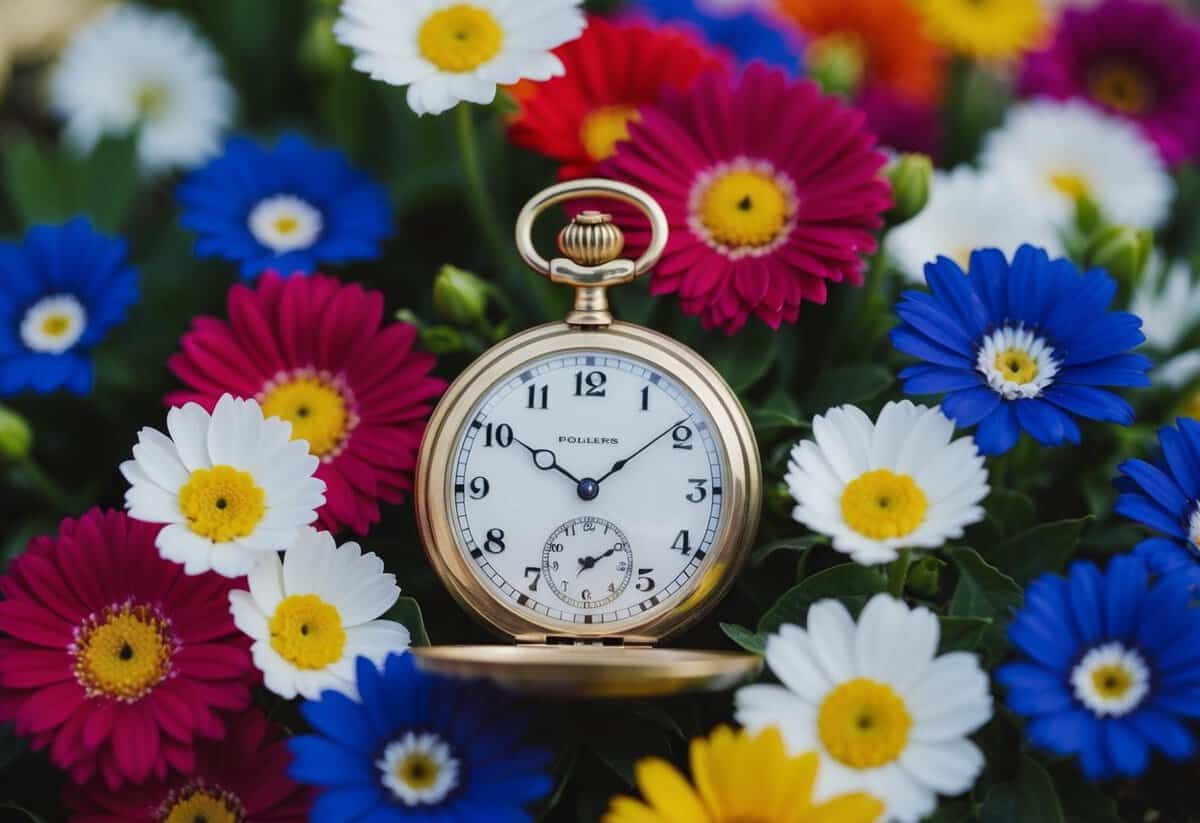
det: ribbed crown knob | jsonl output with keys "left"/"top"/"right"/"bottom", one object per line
{"left": 557, "top": 211, "right": 626, "bottom": 267}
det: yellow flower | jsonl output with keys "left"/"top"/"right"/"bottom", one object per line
{"left": 603, "top": 726, "right": 884, "bottom": 823}
{"left": 917, "top": 0, "right": 1045, "bottom": 61}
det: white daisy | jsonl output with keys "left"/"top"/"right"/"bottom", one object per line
{"left": 120, "top": 394, "right": 326, "bottom": 578}
{"left": 736, "top": 595, "right": 993, "bottom": 823}
{"left": 884, "top": 167, "right": 1062, "bottom": 284}
{"left": 786, "top": 401, "right": 989, "bottom": 566}
{"left": 334, "top": 0, "right": 587, "bottom": 116}
{"left": 49, "top": 5, "right": 234, "bottom": 171}
{"left": 980, "top": 100, "right": 1172, "bottom": 231}
{"left": 229, "top": 527, "right": 410, "bottom": 700}
{"left": 1132, "top": 260, "right": 1200, "bottom": 353}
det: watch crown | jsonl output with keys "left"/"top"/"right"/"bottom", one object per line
{"left": 557, "top": 211, "right": 626, "bottom": 267}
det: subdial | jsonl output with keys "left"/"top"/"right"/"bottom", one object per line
{"left": 541, "top": 516, "right": 633, "bottom": 610}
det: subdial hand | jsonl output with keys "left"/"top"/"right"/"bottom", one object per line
{"left": 576, "top": 545, "right": 621, "bottom": 576}
{"left": 595, "top": 417, "right": 689, "bottom": 485}
{"left": 513, "top": 436, "right": 581, "bottom": 484}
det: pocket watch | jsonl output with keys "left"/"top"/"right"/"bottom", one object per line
{"left": 412, "top": 179, "right": 763, "bottom": 698}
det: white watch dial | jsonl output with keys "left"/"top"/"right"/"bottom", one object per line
{"left": 450, "top": 351, "right": 726, "bottom": 626}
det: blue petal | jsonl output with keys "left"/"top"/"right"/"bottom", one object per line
{"left": 974, "top": 402, "right": 1020, "bottom": 455}
{"left": 940, "top": 385, "right": 1002, "bottom": 428}
{"left": 1045, "top": 385, "right": 1134, "bottom": 425}
{"left": 897, "top": 364, "right": 981, "bottom": 394}
{"left": 890, "top": 326, "right": 975, "bottom": 369}
{"left": 1025, "top": 706, "right": 1099, "bottom": 758}
{"left": 1127, "top": 709, "right": 1197, "bottom": 760}
{"left": 995, "top": 662, "right": 1073, "bottom": 715}
{"left": 1114, "top": 490, "right": 1186, "bottom": 538}
{"left": 288, "top": 735, "right": 373, "bottom": 788}
{"left": 308, "top": 787, "right": 389, "bottom": 823}
{"left": 1015, "top": 398, "right": 1078, "bottom": 447}
{"left": 1105, "top": 720, "right": 1150, "bottom": 778}
{"left": 1159, "top": 425, "right": 1200, "bottom": 495}
{"left": 1133, "top": 538, "right": 1200, "bottom": 589}
{"left": 1102, "top": 554, "right": 1147, "bottom": 637}
{"left": 1118, "top": 461, "right": 1190, "bottom": 521}
{"left": 1066, "top": 562, "right": 1105, "bottom": 646}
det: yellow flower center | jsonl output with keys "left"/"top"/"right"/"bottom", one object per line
{"left": 159, "top": 785, "right": 245, "bottom": 823}
{"left": 580, "top": 105, "right": 641, "bottom": 162}
{"left": 261, "top": 374, "right": 352, "bottom": 458}
{"left": 1049, "top": 172, "right": 1090, "bottom": 201}
{"left": 1091, "top": 663, "right": 1135, "bottom": 701}
{"left": 40, "top": 314, "right": 72, "bottom": 337}
{"left": 136, "top": 83, "right": 170, "bottom": 118}
{"left": 396, "top": 753, "right": 442, "bottom": 792}
{"left": 178, "top": 465, "right": 266, "bottom": 543}
{"left": 994, "top": 347, "right": 1039, "bottom": 384}
{"left": 418, "top": 4, "right": 504, "bottom": 73}
{"left": 840, "top": 469, "right": 928, "bottom": 541}
{"left": 273, "top": 215, "right": 300, "bottom": 236}
{"left": 1183, "top": 391, "right": 1200, "bottom": 421}
{"left": 73, "top": 602, "right": 175, "bottom": 702}
{"left": 269, "top": 594, "right": 346, "bottom": 670}
{"left": 818, "top": 678, "right": 912, "bottom": 769}
{"left": 1088, "top": 62, "right": 1153, "bottom": 115}
{"left": 698, "top": 168, "right": 793, "bottom": 251}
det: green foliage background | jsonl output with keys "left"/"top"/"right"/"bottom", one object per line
{"left": 1, "top": 1, "right": 1199, "bottom": 821}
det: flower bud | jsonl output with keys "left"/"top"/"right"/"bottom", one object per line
{"left": 1082, "top": 225, "right": 1153, "bottom": 285}
{"left": 884, "top": 153, "right": 932, "bottom": 224}
{"left": 0, "top": 405, "right": 32, "bottom": 462}
{"left": 299, "top": 13, "right": 350, "bottom": 74}
{"left": 421, "top": 325, "right": 468, "bottom": 356}
{"left": 433, "top": 264, "right": 490, "bottom": 327}
{"left": 808, "top": 33, "right": 866, "bottom": 98}
{"left": 906, "top": 555, "right": 945, "bottom": 598}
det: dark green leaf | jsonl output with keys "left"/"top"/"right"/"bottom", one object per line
{"left": 720, "top": 622, "right": 766, "bottom": 654}
{"left": 984, "top": 517, "right": 1091, "bottom": 585}
{"left": 386, "top": 597, "right": 431, "bottom": 646}
{"left": 981, "top": 755, "right": 1065, "bottom": 823}
{"left": 1054, "top": 771, "right": 1123, "bottom": 823}
{"left": 758, "top": 564, "right": 885, "bottom": 634}
{"left": 80, "top": 136, "right": 142, "bottom": 232}
{"left": 802, "top": 365, "right": 893, "bottom": 414}
{"left": 984, "top": 489, "right": 1036, "bottom": 537}
{"left": 938, "top": 616, "right": 992, "bottom": 654}
{"left": 921, "top": 800, "right": 974, "bottom": 823}
{"left": 702, "top": 321, "right": 779, "bottom": 393}
{"left": 749, "top": 407, "right": 811, "bottom": 437}
{"left": 751, "top": 535, "right": 826, "bottom": 566}
{"left": 3, "top": 138, "right": 71, "bottom": 225}
{"left": 946, "top": 546, "right": 1023, "bottom": 660}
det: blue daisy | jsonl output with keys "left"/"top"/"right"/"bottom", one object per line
{"left": 0, "top": 217, "right": 138, "bottom": 396}
{"left": 177, "top": 132, "right": 393, "bottom": 280}
{"left": 632, "top": 0, "right": 805, "bottom": 72}
{"left": 290, "top": 653, "right": 553, "bottom": 822}
{"left": 890, "top": 245, "right": 1151, "bottom": 456}
{"left": 998, "top": 556, "right": 1200, "bottom": 780}
{"left": 1116, "top": 417, "right": 1200, "bottom": 590}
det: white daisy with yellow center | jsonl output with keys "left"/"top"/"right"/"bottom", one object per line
{"left": 20, "top": 294, "right": 87, "bottom": 354}
{"left": 1070, "top": 642, "right": 1150, "bottom": 718}
{"left": 120, "top": 394, "right": 326, "bottom": 578}
{"left": 377, "top": 731, "right": 461, "bottom": 807}
{"left": 736, "top": 595, "right": 993, "bottom": 823}
{"left": 247, "top": 194, "right": 324, "bottom": 254}
{"left": 334, "top": 0, "right": 587, "bottom": 116}
{"left": 976, "top": 325, "right": 1060, "bottom": 400}
{"left": 786, "top": 401, "right": 989, "bottom": 566}
{"left": 884, "top": 167, "right": 1062, "bottom": 284}
{"left": 49, "top": 5, "right": 233, "bottom": 171}
{"left": 689, "top": 156, "right": 798, "bottom": 259}
{"left": 981, "top": 100, "right": 1171, "bottom": 231}
{"left": 228, "top": 527, "right": 410, "bottom": 700}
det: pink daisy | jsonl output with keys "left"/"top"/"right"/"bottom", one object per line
{"left": 66, "top": 707, "right": 311, "bottom": 822}
{"left": 1019, "top": 0, "right": 1200, "bottom": 165}
{"left": 166, "top": 272, "right": 446, "bottom": 536}
{"left": 599, "top": 62, "right": 891, "bottom": 333}
{"left": 0, "top": 509, "right": 253, "bottom": 789}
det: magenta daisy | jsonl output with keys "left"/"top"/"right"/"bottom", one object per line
{"left": 599, "top": 62, "right": 891, "bottom": 333}
{"left": 166, "top": 272, "right": 446, "bottom": 536}
{"left": 0, "top": 509, "right": 253, "bottom": 789}
{"left": 66, "top": 708, "right": 312, "bottom": 822}
{"left": 1019, "top": 0, "right": 1200, "bottom": 165}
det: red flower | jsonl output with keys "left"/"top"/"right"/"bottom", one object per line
{"left": 599, "top": 63, "right": 891, "bottom": 333}
{"left": 166, "top": 272, "right": 446, "bottom": 535}
{"left": 0, "top": 509, "right": 253, "bottom": 789}
{"left": 66, "top": 708, "right": 311, "bottom": 821}
{"left": 508, "top": 15, "right": 727, "bottom": 179}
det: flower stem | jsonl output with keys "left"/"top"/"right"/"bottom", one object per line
{"left": 887, "top": 548, "right": 913, "bottom": 598}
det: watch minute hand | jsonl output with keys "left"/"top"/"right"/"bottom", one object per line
{"left": 596, "top": 417, "right": 689, "bottom": 484}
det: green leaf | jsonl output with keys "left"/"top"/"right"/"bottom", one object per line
{"left": 938, "top": 616, "right": 992, "bottom": 654}
{"left": 984, "top": 489, "right": 1036, "bottom": 537}
{"left": 749, "top": 407, "right": 811, "bottom": 437}
{"left": 981, "top": 755, "right": 1065, "bottom": 823}
{"left": 751, "top": 535, "right": 826, "bottom": 566}
{"left": 1054, "top": 771, "right": 1123, "bottom": 823}
{"left": 984, "top": 517, "right": 1092, "bottom": 585}
{"left": 386, "top": 597, "right": 431, "bottom": 646}
{"left": 802, "top": 365, "right": 893, "bottom": 415}
{"left": 3, "top": 138, "right": 72, "bottom": 225}
{"left": 80, "top": 135, "right": 142, "bottom": 232}
{"left": 758, "top": 564, "right": 885, "bottom": 634}
{"left": 946, "top": 546, "right": 1023, "bottom": 660}
{"left": 702, "top": 321, "right": 779, "bottom": 393}
{"left": 920, "top": 800, "right": 974, "bottom": 823}
{"left": 720, "top": 623, "right": 766, "bottom": 654}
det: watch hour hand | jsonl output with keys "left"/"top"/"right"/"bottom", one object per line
{"left": 513, "top": 436, "right": 581, "bottom": 484}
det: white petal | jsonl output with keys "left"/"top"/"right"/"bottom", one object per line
{"left": 166, "top": 402, "right": 213, "bottom": 471}
{"left": 806, "top": 599, "right": 858, "bottom": 683}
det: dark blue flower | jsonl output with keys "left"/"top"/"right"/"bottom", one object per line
{"left": 290, "top": 653, "right": 553, "bottom": 822}
{"left": 998, "top": 556, "right": 1200, "bottom": 780}
{"left": 1116, "top": 417, "right": 1200, "bottom": 590}
{"left": 631, "top": 0, "right": 804, "bottom": 73}
{"left": 890, "top": 245, "right": 1151, "bottom": 455}
{"left": 177, "top": 132, "right": 393, "bottom": 280}
{"left": 0, "top": 217, "right": 138, "bottom": 396}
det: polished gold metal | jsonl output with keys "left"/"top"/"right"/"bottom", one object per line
{"left": 412, "top": 645, "right": 763, "bottom": 698}
{"left": 514, "top": 178, "right": 669, "bottom": 327}
{"left": 414, "top": 179, "right": 762, "bottom": 697}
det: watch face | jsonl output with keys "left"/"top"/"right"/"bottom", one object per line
{"left": 448, "top": 350, "right": 727, "bottom": 627}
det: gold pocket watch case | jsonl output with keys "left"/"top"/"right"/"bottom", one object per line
{"left": 412, "top": 179, "right": 763, "bottom": 698}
